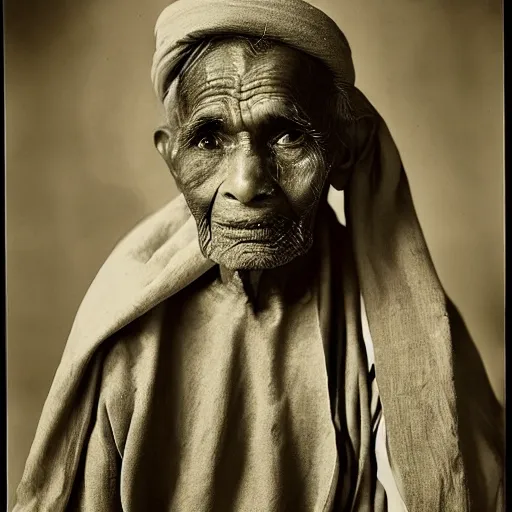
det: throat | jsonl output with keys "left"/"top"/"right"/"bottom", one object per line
{"left": 218, "top": 248, "right": 317, "bottom": 308}
{"left": 219, "top": 267, "right": 264, "bottom": 301}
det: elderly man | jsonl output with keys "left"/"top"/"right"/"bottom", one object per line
{"left": 14, "top": 0, "right": 503, "bottom": 511}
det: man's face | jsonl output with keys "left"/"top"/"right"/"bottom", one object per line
{"left": 159, "top": 39, "right": 337, "bottom": 270}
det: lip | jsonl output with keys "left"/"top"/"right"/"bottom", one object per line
{"left": 212, "top": 219, "right": 275, "bottom": 230}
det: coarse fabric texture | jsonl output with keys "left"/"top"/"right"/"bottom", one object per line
{"left": 151, "top": 0, "right": 355, "bottom": 101}
{"left": 14, "top": 198, "right": 406, "bottom": 512}
{"left": 14, "top": 0, "right": 503, "bottom": 511}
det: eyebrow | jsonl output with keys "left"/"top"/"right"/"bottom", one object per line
{"left": 260, "top": 109, "right": 327, "bottom": 144}
{"left": 259, "top": 112, "right": 313, "bottom": 135}
{"left": 176, "top": 103, "right": 323, "bottom": 148}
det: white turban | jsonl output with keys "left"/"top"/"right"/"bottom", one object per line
{"left": 151, "top": 0, "right": 355, "bottom": 102}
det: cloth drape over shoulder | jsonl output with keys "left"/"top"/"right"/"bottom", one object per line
{"left": 14, "top": 0, "right": 503, "bottom": 511}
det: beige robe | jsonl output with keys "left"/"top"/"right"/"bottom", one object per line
{"left": 64, "top": 207, "right": 405, "bottom": 511}
{"left": 14, "top": 196, "right": 503, "bottom": 511}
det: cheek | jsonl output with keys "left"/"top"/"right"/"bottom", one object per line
{"left": 173, "top": 151, "right": 224, "bottom": 219}
{"left": 277, "top": 150, "right": 328, "bottom": 214}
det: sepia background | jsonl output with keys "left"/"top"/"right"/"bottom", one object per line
{"left": 5, "top": 0, "right": 503, "bottom": 507}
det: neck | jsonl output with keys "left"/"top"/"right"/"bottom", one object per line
{"left": 219, "top": 267, "right": 261, "bottom": 298}
{"left": 218, "top": 245, "right": 318, "bottom": 307}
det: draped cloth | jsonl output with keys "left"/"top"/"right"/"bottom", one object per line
{"left": 14, "top": 0, "right": 503, "bottom": 511}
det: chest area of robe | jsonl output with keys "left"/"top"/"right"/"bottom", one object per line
{"left": 105, "top": 269, "right": 339, "bottom": 512}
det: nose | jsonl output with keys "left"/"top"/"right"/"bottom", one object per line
{"left": 219, "top": 150, "right": 276, "bottom": 205}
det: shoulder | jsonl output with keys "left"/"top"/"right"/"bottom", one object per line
{"left": 57, "top": 194, "right": 209, "bottom": 398}
{"left": 69, "top": 193, "right": 198, "bottom": 333}
{"left": 77, "top": 193, "right": 194, "bottom": 308}
{"left": 108, "top": 194, "right": 193, "bottom": 264}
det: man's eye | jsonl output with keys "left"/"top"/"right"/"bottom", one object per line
{"left": 196, "top": 135, "right": 220, "bottom": 150}
{"left": 274, "top": 130, "right": 304, "bottom": 146}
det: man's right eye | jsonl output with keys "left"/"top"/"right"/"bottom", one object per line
{"left": 196, "top": 135, "right": 220, "bottom": 150}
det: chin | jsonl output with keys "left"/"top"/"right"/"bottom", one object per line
{"left": 199, "top": 221, "right": 315, "bottom": 270}
{"left": 206, "top": 240, "right": 312, "bottom": 271}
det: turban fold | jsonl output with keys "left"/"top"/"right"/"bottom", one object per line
{"left": 151, "top": 0, "right": 355, "bottom": 102}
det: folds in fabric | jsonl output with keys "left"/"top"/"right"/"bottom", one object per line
{"left": 14, "top": 0, "right": 503, "bottom": 510}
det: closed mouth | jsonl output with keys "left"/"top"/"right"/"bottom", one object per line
{"left": 212, "top": 219, "right": 276, "bottom": 230}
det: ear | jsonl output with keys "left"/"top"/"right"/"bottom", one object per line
{"left": 154, "top": 125, "right": 178, "bottom": 179}
{"left": 329, "top": 116, "right": 377, "bottom": 191}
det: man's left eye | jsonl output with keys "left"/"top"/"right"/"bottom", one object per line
{"left": 275, "top": 131, "right": 304, "bottom": 146}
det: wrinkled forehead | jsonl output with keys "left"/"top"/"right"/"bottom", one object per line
{"left": 174, "top": 38, "right": 335, "bottom": 118}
